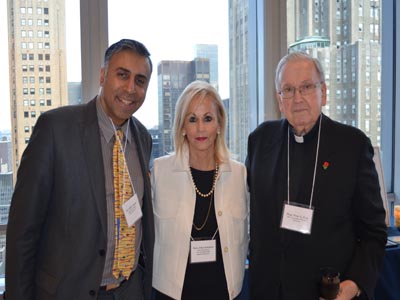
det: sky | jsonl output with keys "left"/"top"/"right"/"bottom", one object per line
{"left": 0, "top": 0, "right": 229, "bottom": 130}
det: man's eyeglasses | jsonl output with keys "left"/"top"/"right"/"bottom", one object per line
{"left": 278, "top": 82, "right": 323, "bottom": 99}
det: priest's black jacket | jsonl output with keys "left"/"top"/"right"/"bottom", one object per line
{"left": 245, "top": 113, "right": 387, "bottom": 300}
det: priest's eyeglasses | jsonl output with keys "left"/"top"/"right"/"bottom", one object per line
{"left": 278, "top": 82, "right": 323, "bottom": 99}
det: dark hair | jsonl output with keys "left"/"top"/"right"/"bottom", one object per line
{"left": 104, "top": 39, "right": 153, "bottom": 73}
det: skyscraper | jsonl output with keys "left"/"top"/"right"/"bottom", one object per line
{"left": 228, "top": 0, "right": 249, "bottom": 162}
{"left": 157, "top": 58, "right": 210, "bottom": 155}
{"left": 7, "top": 0, "right": 68, "bottom": 178}
{"left": 287, "top": 0, "right": 382, "bottom": 146}
{"left": 195, "top": 44, "right": 219, "bottom": 92}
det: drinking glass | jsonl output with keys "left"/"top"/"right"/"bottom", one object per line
{"left": 319, "top": 268, "right": 340, "bottom": 300}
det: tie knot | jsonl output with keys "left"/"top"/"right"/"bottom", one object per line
{"left": 115, "top": 129, "right": 124, "bottom": 142}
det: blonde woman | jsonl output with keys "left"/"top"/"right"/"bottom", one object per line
{"left": 151, "top": 80, "right": 249, "bottom": 300}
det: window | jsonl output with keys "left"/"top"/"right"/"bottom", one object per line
{"left": 30, "top": 99, "right": 36, "bottom": 106}
{"left": 0, "top": 0, "right": 399, "bottom": 292}
{"left": 108, "top": 0, "right": 229, "bottom": 158}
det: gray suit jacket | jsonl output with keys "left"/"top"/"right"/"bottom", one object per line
{"left": 5, "top": 98, "right": 154, "bottom": 300}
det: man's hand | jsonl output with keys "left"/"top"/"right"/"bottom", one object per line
{"left": 320, "top": 280, "right": 360, "bottom": 300}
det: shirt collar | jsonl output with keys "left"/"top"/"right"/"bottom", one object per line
{"left": 96, "top": 97, "right": 132, "bottom": 144}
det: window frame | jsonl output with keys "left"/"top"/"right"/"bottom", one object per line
{"left": 247, "top": 0, "right": 399, "bottom": 201}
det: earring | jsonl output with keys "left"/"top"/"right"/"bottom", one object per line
{"left": 182, "top": 132, "right": 186, "bottom": 136}
{"left": 217, "top": 131, "right": 221, "bottom": 135}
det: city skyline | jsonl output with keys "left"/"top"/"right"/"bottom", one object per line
{"left": 0, "top": 0, "right": 230, "bottom": 131}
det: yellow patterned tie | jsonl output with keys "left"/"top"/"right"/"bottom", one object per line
{"left": 112, "top": 129, "right": 135, "bottom": 279}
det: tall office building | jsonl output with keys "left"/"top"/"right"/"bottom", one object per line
{"left": 7, "top": 0, "right": 68, "bottom": 178}
{"left": 157, "top": 58, "right": 210, "bottom": 155}
{"left": 228, "top": 0, "right": 249, "bottom": 162}
{"left": 0, "top": 137, "right": 12, "bottom": 174}
{"left": 68, "top": 82, "right": 82, "bottom": 106}
{"left": 148, "top": 126, "right": 161, "bottom": 165}
{"left": 0, "top": 136, "right": 12, "bottom": 276}
{"left": 0, "top": 137, "right": 13, "bottom": 225}
{"left": 0, "top": 137, "right": 13, "bottom": 276}
{"left": 195, "top": 44, "right": 219, "bottom": 92}
{"left": 287, "top": 0, "right": 382, "bottom": 146}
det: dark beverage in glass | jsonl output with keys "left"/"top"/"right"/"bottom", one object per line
{"left": 319, "top": 268, "right": 340, "bottom": 300}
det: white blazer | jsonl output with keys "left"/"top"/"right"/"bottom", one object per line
{"left": 151, "top": 148, "right": 249, "bottom": 300}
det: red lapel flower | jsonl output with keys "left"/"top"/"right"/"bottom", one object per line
{"left": 322, "top": 161, "right": 330, "bottom": 170}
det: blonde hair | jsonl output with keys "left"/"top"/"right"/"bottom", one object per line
{"left": 173, "top": 80, "right": 230, "bottom": 163}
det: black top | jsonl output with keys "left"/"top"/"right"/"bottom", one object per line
{"left": 155, "top": 168, "right": 229, "bottom": 300}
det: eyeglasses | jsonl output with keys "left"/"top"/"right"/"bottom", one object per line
{"left": 278, "top": 82, "right": 323, "bottom": 99}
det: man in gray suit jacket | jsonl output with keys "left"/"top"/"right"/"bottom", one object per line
{"left": 5, "top": 39, "right": 155, "bottom": 300}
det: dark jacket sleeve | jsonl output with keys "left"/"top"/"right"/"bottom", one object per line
{"left": 345, "top": 134, "right": 387, "bottom": 299}
{"left": 6, "top": 113, "right": 55, "bottom": 299}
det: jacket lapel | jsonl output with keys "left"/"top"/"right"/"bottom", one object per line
{"left": 79, "top": 98, "right": 108, "bottom": 236}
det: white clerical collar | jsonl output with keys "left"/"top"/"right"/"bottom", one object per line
{"left": 294, "top": 134, "right": 304, "bottom": 143}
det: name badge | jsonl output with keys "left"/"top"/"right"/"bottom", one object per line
{"left": 122, "top": 194, "right": 142, "bottom": 227}
{"left": 190, "top": 239, "right": 216, "bottom": 264}
{"left": 281, "top": 202, "right": 314, "bottom": 234}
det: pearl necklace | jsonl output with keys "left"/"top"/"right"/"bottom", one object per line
{"left": 189, "top": 164, "right": 219, "bottom": 198}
